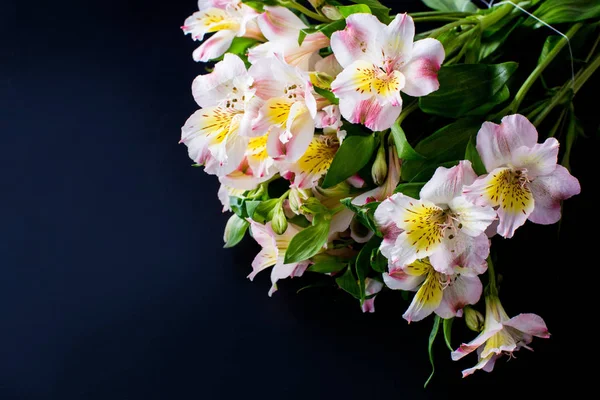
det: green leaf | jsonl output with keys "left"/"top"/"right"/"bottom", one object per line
{"left": 241, "top": 0, "right": 277, "bottom": 12}
{"left": 443, "top": 317, "right": 454, "bottom": 352}
{"left": 401, "top": 119, "right": 481, "bottom": 182}
{"left": 252, "top": 199, "right": 280, "bottom": 223}
{"left": 527, "top": 0, "right": 600, "bottom": 27}
{"left": 314, "top": 86, "right": 339, "bottom": 105}
{"left": 390, "top": 122, "right": 426, "bottom": 161}
{"left": 223, "top": 214, "right": 249, "bottom": 248}
{"left": 424, "top": 315, "right": 441, "bottom": 388}
{"left": 335, "top": 267, "right": 361, "bottom": 299}
{"left": 394, "top": 182, "right": 425, "bottom": 198}
{"left": 465, "top": 85, "right": 510, "bottom": 116}
{"left": 229, "top": 196, "right": 247, "bottom": 218}
{"left": 284, "top": 215, "right": 331, "bottom": 264}
{"left": 289, "top": 214, "right": 311, "bottom": 228}
{"left": 356, "top": 236, "right": 380, "bottom": 300}
{"left": 538, "top": 36, "right": 562, "bottom": 65}
{"left": 478, "top": 19, "right": 521, "bottom": 61}
{"left": 338, "top": 4, "right": 371, "bottom": 17}
{"left": 422, "top": 0, "right": 478, "bottom": 12}
{"left": 340, "top": 198, "right": 379, "bottom": 233}
{"left": 322, "top": 134, "right": 376, "bottom": 188}
{"left": 419, "top": 62, "right": 518, "bottom": 118}
{"left": 348, "top": 0, "right": 391, "bottom": 22}
{"left": 308, "top": 260, "right": 347, "bottom": 274}
{"left": 245, "top": 200, "right": 261, "bottom": 220}
{"left": 370, "top": 247, "right": 387, "bottom": 273}
{"left": 465, "top": 136, "right": 486, "bottom": 175}
{"left": 226, "top": 37, "right": 258, "bottom": 56}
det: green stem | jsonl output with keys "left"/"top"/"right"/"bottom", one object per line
{"left": 533, "top": 52, "right": 600, "bottom": 126}
{"left": 486, "top": 257, "right": 498, "bottom": 296}
{"left": 429, "top": 19, "right": 475, "bottom": 38}
{"left": 279, "top": 0, "right": 330, "bottom": 23}
{"left": 499, "top": 23, "right": 582, "bottom": 117}
{"left": 412, "top": 16, "right": 464, "bottom": 23}
{"left": 409, "top": 11, "right": 472, "bottom": 18}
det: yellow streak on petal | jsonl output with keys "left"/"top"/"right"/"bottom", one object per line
{"left": 402, "top": 203, "right": 446, "bottom": 254}
{"left": 247, "top": 135, "right": 269, "bottom": 159}
{"left": 372, "top": 70, "right": 403, "bottom": 98}
{"left": 198, "top": 9, "right": 240, "bottom": 33}
{"left": 264, "top": 98, "right": 294, "bottom": 128}
{"left": 404, "top": 258, "right": 433, "bottom": 277}
{"left": 196, "top": 107, "right": 239, "bottom": 144}
{"left": 296, "top": 136, "right": 338, "bottom": 178}
{"left": 351, "top": 65, "right": 377, "bottom": 95}
{"left": 484, "top": 168, "right": 533, "bottom": 215}
{"left": 412, "top": 269, "right": 444, "bottom": 311}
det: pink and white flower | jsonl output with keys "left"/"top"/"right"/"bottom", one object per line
{"left": 330, "top": 13, "right": 444, "bottom": 131}
{"left": 181, "top": 54, "right": 259, "bottom": 177}
{"left": 451, "top": 293, "right": 550, "bottom": 377}
{"left": 182, "top": 0, "right": 263, "bottom": 62}
{"left": 384, "top": 257, "right": 483, "bottom": 322}
{"left": 248, "top": 220, "right": 309, "bottom": 296}
{"left": 248, "top": 6, "right": 330, "bottom": 70}
{"left": 361, "top": 278, "right": 384, "bottom": 313}
{"left": 374, "top": 161, "right": 496, "bottom": 274}
{"left": 463, "top": 114, "right": 581, "bottom": 238}
{"left": 249, "top": 55, "right": 317, "bottom": 162}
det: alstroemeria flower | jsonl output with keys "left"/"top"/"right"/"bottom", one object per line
{"left": 249, "top": 55, "right": 317, "bottom": 162}
{"left": 330, "top": 13, "right": 444, "bottom": 131}
{"left": 352, "top": 146, "right": 401, "bottom": 205}
{"left": 182, "top": 0, "right": 263, "bottom": 62}
{"left": 248, "top": 220, "right": 309, "bottom": 296}
{"left": 287, "top": 134, "right": 339, "bottom": 189}
{"left": 374, "top": 161, "right": 496, "bottom": 274}
{"left": 384, "top": 257, "right": 483, "bottom": 322}
{"left": 463, "top": 114, "right": 581, "bottom": 238}
{"left": 181, "top": 54, "right": 259, "bottom": 177}
{"left": 248, "top": 6, "right": 330, "bottom": 70}
{"left": 361, "top": 278, "right": 384, "bottom": 313}
{"left": 451, "top": 293, "right": 550, "bottom": 377}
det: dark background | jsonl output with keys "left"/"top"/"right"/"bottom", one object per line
{"left": 2, "top": 0, "right": 596, "bottom": 398}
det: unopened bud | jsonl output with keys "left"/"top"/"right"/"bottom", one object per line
{"left": 309, "top": 72, "right": 334, "bottom": 89}
{"left": 321, "top": 5, "right": 343, "bottom": 20}
{"left": 371, "top": 141, "right": 388, "bottom": 185}
{"left": 308, "top": 0, "right": 326, "bottom": 9}
{"left": 289, "top": 187, "right": 312, "bottom": 215}
{"left": 271, "top": 202, "right": 288, "bottom": 235}
{"left": 464, "top": 306, "right": 485, "bottom": 332}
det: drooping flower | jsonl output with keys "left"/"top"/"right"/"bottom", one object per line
{"left": 248, "top": 6, "right": 330, "bottom": 70}
{"left": 249, "top": 55, "right": 317, "bottom": 162}
{"left": 384, "top": 257, "right": 483, "bottom": 322}
{"left": 361, "top": 278, "right": 384, "bottom": 313}
{"left": 463, "top": 114, "right": 581, "bottom": 238}
{"left": 330, "top": 13, "right": 444, "bottom": 131}
{"left": 182, "top": 0, "right": 263, "bottom": 62}
{"left": 374, "top": 161, "right": 496, "bottom": 274}
{"left": 451, "top": 293, "right": 550, "bottom": 377}
{"left": 248, "top": 220, "right": 309, "bottom": 296}
{"left": 181, "top": 54, "right": 260, "bottom": 177}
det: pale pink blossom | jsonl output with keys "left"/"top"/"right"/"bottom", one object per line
{"left": 330, "top": 13, "right": 444, "bottom": 131}
{"left": 463, "top": 114, "right": 581, "bottom": 238}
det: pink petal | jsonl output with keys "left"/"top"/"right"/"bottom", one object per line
{"left": 420, "top": 161, "right": 478, "bottom": 206}
{"left": 192, "top": 30, "right": 236, "bottom": 62}
{"left": 249, "top": 247, "right": 277, "bottom": 280}
{"left": 400, "top": 38, "right": 444, "bottom": 97}
{"left": 528, "top": 165, "right": 581, "bottom": 225}
{"left": 461, "top": 353, "right": 500, "bottom": 378}
{"left": 330, "top": 13, "right": 384, "bottom": 68}
{"left": 435, "top": 275, "right": 483, "bottom": 319}
{"left": 257, "top": 6, "right": 306, "bottom": 42}
{"left": 198, "top": 0, "right": 232, "bottom": 10}
{"left": 503, "top": 313, "right": 550, "bottom": 339}
{"left": 339, "top": 96, "right": 401, "bottom": 132}
{"left": 192, "top": 53, "right": 248, "bottom": 108}
{"left": 512, "top": 137, "right": 559, "bottom": 179}
{"left": 383, "top": 269, "right": 425, "bottom": 291}
{"left": 383, "top": 13, "right": 415, "bottom": 69}
{"left": 451, "top": 320, "right": 503, "bottom": 361}
{"left": 476, "top": 114, "right": 539, "bottom": 172}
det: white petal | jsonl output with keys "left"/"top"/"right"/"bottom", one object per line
{"left": 420, "top": 161, "right": 478, "bottom": 206}
{"left": 330, "top": 13, "right": 385, "bottom": 68}
{"left": 192, "top": 30, "right": 236, "bottom": 62}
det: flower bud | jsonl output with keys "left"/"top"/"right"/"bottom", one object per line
{"left": 309, "top": 72, "right": 334, "bottom": 89}
{"left": 289, "top": 187, "right": 312, "bottom": 215}
{"left": 464, "top": 306, "right": 485, "bottom": 332}
{"left": 308, "top": 0, "right": 326, "bottom": 9}
{"left": 371, "top": 141, "right": 388, "bottom": 185}
{"left": 271, "top": 202, "right": 288, "bottom": 235}
{"left": 321, "top": 5, "right": 343, "bottom": 20}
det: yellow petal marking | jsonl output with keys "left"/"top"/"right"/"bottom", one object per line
{"left": 372, "top": 70, "right": 404, "bottom": 98}
{"left": 198, "top": 9, "right": 239, "bottom": 33}
{"left": 297, "top": 136, "right": 339, "bottom": 177}
{"left": 412, "top": 268, "right": 444, "bottom": 310}
{"left": 264, "top": 98, "right": 295, "bottom": 128}
{"left": 402, "top": 203, "right": 446, "bottom": 254}
{"left": 351, "top": 65, "right": 377, "bottom": 95}
{"left": 197, "top": 107, "right": 240, "bottom": 144}
{"left": 484, "top": 168, "right": 533, "bottom": 216}
{"left": 404, "top": 258, "right": 433, "bottom": 277}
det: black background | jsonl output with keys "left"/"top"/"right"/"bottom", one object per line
{"left": 2, "top": 0, "right": 597, "bottom": 398}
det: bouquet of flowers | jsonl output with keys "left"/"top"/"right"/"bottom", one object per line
{"left": 179, "top": 0, "right": 599, "bottom": 384}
